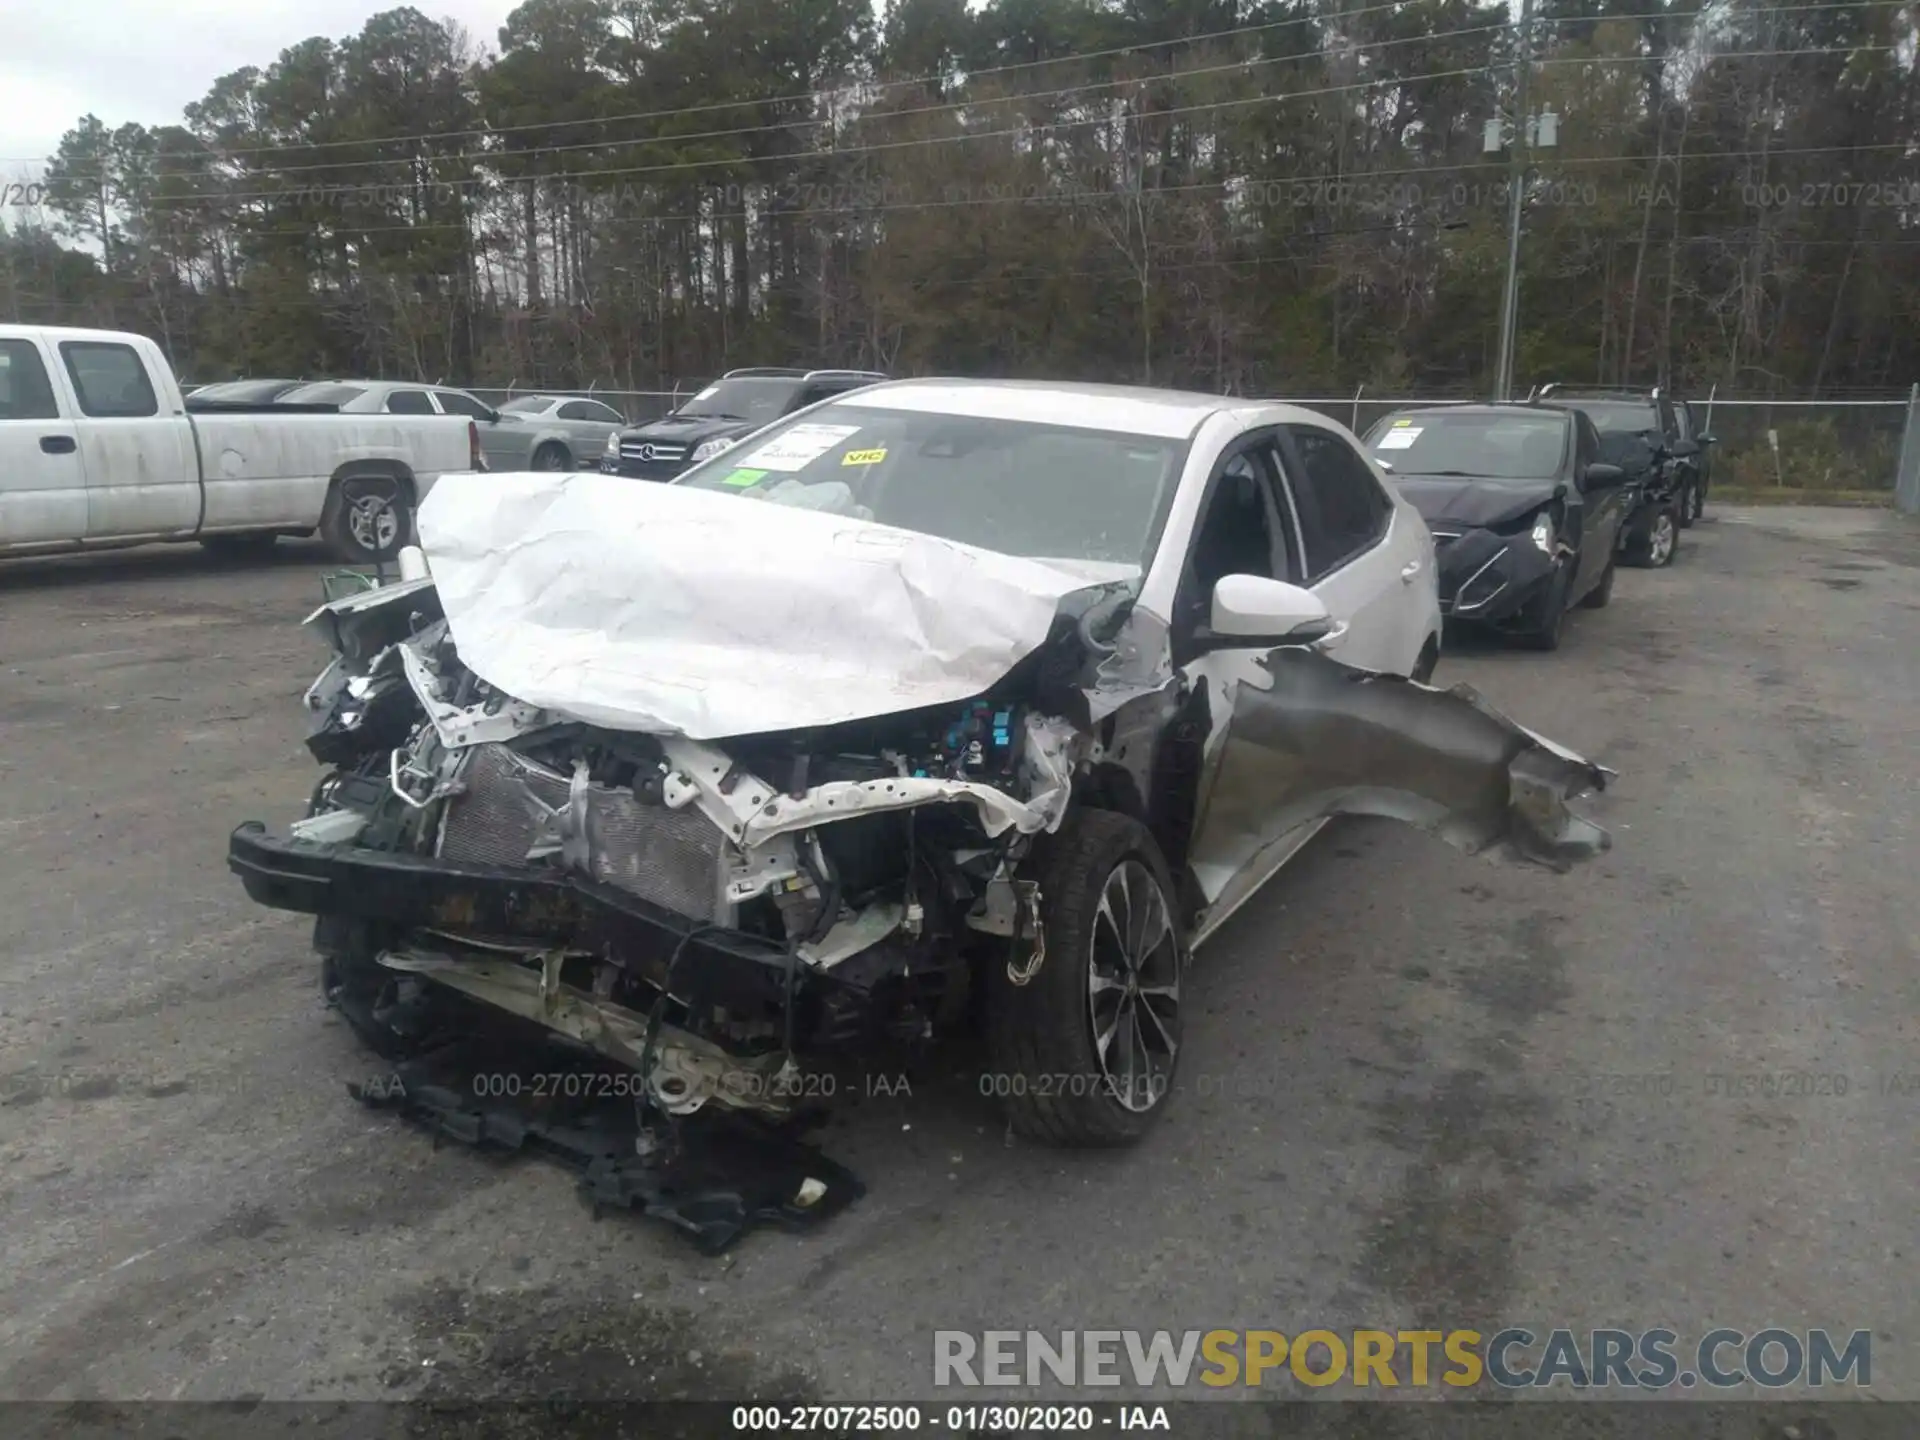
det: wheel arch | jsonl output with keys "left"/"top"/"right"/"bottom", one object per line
{"left": 330, "top": 457, "right": 416, "bottom": 508}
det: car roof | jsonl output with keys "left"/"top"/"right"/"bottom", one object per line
{"left": 1537, "top": 395, "right": 1656, "bottom": 411}
{"left": 826, "top": 377, "right": 1327, "bottom": 440}
{"left": 1381, "top": 404, "right": 1568, "bottom": 421}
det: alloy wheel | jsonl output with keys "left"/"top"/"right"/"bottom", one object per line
{"left": 1649, "top": 512, "right": 1676, "bottom": 565}
{"left": 347, "top": 490, "right": 400, "bottom": 552}
{"left": 1086, "top": 858, "right": 1181, "bottom": 1114}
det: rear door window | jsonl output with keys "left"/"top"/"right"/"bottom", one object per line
{"left": 1278, "top": 424, "right": 1394, "bottom": 581}
{"left": 386, "top": 389, "right": 434, "bottom": 414}
{"left": 59, "top": 342, "right": 158, "bottom": 417}
{"left": 433, "top": 390, "right": 493, "bottom": 419}
{"left": 0, "top": 338, "right": 60, "bottom": 420}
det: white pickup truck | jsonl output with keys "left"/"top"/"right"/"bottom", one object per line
{"left": 1, "top": 325, "right": 482, "bottom": 563}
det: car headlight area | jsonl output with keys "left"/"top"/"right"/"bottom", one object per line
{"left": 1431, "top": 525, "right": 1559, "bottom": 622}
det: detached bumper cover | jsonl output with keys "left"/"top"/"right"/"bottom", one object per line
{"left": 226, "top": 822, "right": 903, "bottom": 1047}
{"left": 1429, "top": 528, "right": 1555, "bottom": 622}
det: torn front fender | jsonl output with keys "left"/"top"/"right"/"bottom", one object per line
{"left": 1195, "top": 646, "right": 1611, "bottom": 880}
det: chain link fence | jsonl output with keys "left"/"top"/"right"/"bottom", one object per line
{"left": 192, "top": 374, "right": 1920, "bottom": 498}
{"left": 1894, "top": 386, "right": 1920, "bottom": 515}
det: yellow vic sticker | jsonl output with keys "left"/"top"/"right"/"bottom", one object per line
{"left": 842, "top": 447, "right": 887, "bottom": 466}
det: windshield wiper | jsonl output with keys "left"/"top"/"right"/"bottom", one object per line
{"left": 1399, "top": 469, "right": 1489, "bottom": 478}
{"left": 681, "top": 410, "right": 749, "bottom": 421}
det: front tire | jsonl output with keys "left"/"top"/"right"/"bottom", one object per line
{"left": 1411, "top": 637, "right": 1441, "bottom": 683}
{"left": 532, "top": 442, "right": 572, "bottom": 471}
{"left": 1623, "top": 504, "right": 1680, "bottom": 569}
{"left": 319, "top": 472, "right": 412, "bottom": 564}
{"left": 1676, "top": 478, "right": 1697, "bottom": 528}
{"left": 986, "top": 809, "right": 1186, "bottom": 1146}
{"left": 1516, "top": 561, "right": 1571, "bottom": 650}
{"left": 1579, "top": 553, "right": 1616, "bottom": 609}
{"left": 315, "top": 918, "right": 451, "bottom": 1062}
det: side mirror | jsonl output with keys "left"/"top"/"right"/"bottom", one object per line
{"left": 1201, "top": 574, "right": 1332, "bottom": 648}
{"left": 1584, "top": 462, "right": 1625, "bottom": 487}
{"left": 485, "top": 408, "right": 502, "bottom": 424}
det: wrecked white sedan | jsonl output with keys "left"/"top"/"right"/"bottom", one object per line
{"left": 231, "top": 379, "right": 1610, "bottom": 1171}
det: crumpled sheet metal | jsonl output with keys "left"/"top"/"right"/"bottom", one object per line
{"left": 1203, "top": 646, "right": 1612, "bottom": 872}
{"left": 658, "top": 712, "right": 1081, "bottom": 846}
{"left": 413, "top": 471, "right": 1126, "bottom": 739}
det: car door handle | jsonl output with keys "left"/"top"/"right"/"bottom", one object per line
{"left": 40, "top": 435, "right": 76, "bottom": 454}
{"left": 1400, "top": 559, "right": 1421, "bottom": 583}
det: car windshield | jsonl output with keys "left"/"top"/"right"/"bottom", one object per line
{"left": 677, "top": 400, "right": 1188, "bottom": 569}
{"left": 188, "top": 380, "right": 295, "bottom": 403}
{"left": 280, "top": 382, "right": 367, "bottom": 406}
{"left": 501, "top": 396, "right": 552, "bottom": 414}
{"left": 674, "top": 376, "right": 803, "bottom": 423}
{"left": 1368, "top": 411, "right": 1567, "bottom": 481}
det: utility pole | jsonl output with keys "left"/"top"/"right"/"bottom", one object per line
{"left": 1489, "top": 0, "right": 1553, "bottom": 403}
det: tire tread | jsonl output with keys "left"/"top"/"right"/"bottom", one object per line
{"left": 986, "top": 809, "right": 1184, "bottom": 1147}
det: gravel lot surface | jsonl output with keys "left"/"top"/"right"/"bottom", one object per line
{"left": 2, "top": 507, "right": 1915, "bottom": 1422}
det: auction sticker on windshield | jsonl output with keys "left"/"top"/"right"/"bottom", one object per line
{"left": 720, "top": 467, "right": 768, "bottom": 487}
{"left": 1377, "top": 423, "right": 1422, "bottom": 450}
{"left": 742, "top": 423, "right": 863, "bottom": 470}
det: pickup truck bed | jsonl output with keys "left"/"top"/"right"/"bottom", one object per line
{"left": 1, "top": 325, "right": 480, "bottom": 562}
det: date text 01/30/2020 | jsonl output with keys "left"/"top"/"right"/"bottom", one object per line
{"left": 730, "top": 1406, "right": 1169, "bottom": 1431}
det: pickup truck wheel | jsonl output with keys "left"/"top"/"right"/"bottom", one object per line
{"left": 532, "top": 442, "right": 571, "bottom": 471}
{"left": 321, "top": 474, "right": 411, "bottom": 563}
{"left": 986, "top": 809, "right": 1186, "bottom": 1147}
{"left": 200, "top": 532, "right": 278, "bottom": 562}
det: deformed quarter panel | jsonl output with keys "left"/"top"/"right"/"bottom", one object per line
{"left": 1190, "top": 644, "right": 1611, "bottom": 886}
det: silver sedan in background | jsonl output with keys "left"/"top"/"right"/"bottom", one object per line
{"left": 277, "top": 381, "right": 626, "bottom": 471}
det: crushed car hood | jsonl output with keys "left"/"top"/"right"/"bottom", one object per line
{"left": 414, "top": 471, "right": 1136, "bottom": 739}
{"left": 1393, "top": 476, "right": 1560, "bottom": 530}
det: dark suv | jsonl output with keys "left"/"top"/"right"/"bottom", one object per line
{"left": 601, "top": 367, "right": 889, "bottom": 481}
{"left": 1528, "top": 386, "right": 1712, "bottom": 566}
{"left": 1668, "top": 394, "right": 1717, "bottom": 523}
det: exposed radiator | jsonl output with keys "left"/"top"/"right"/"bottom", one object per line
{"left": 437, "top": 743, "right": 726, "bottom": 921}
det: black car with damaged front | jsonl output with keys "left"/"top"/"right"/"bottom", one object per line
{"left": 1364, "top": 405, "right": 1631, "bottom": 650}
{"left": 600, "top": 367, "right": 888, "bottom": 480}
{"left": 1529, "top": 389, "right": 1702, "bottom": 567}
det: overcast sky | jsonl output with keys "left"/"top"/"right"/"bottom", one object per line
{"left": 0, "top": 2, "right": 516, "bottom": 184}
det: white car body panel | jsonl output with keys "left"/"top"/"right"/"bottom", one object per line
{"left": 0, "top": 325, "right": 476, "bottom": 555}
{"left": 415, "top": 470, "right": 1138, "bottom": 738}
{"left": 412, "top": 381, "right": 1450, "bottom": 924}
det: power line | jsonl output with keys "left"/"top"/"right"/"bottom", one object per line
{"left": 79, "top": 23, "right": 1515, "bottom": 194}
{"left": 10, "top": 0, "right": 1904, "bottom": 172}
{"left": 130, "top": 44, "right": 1906, "bottom": 212}
{"left": 7, "top": 0, "right": 1444, "bottom": 168}
{"left": 161, "top": 142, "right": 1919, "bottom": 243}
